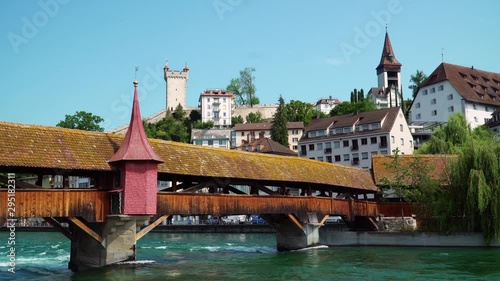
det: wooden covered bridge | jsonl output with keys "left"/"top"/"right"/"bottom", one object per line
{"left": 0, "top": 81, "right": 412, "bottom": 271}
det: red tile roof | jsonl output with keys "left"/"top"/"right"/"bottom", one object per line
{"left": 239, "top": 137, "right": 297, "bottom": 156}
{"left": 376, "top": 31, "right": 401, "bottom": 74}
{"left": 372, "top": 154, "right": 456, "bottom": 185}
{"left": 0, "top": 121, "right": 377, "bottom": 191}
{"left": 420, "top": 62, "right": 500, "bottom": 106}
{"left": 200, "top": 89, "right": 234, "bottom": 97}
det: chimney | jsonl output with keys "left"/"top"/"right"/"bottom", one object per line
{"left": 259, "top": 131, "right": 265, "bottom": 139}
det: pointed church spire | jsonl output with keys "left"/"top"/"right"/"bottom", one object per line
{"left": 109, "top": 81, "right": 164, "bottom": 163}
{"left": 376, "top": 31, "right": 401, "bottom": 73}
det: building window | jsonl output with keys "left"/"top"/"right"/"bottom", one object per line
{"left": 292, "top": 129, "right": 299, "bottom": 135}
{"left": 351, "top": 139, "right": 359, "bottom": 151}
{"left": 335, "top": 128, "right": 342, "bottom": 134}
{"left": 431, "top": 110, "right": 437, "bottom": 116}
{"left": 416, "top": 113, "right": 421, "bottom": 120}
{"left": 361, "top": 152, "right": 368, "bottom": 159}
{"left": 343, "top": 127, "right": 351, "bottom": 133}
{"left": 371, "top": 151, "right": 378, "bottom": 156}
{"left": 325, "top": 142, "right": 332, "bottom": 149}
{"left": 256, "top": 144, "right": 261, "bottom": 151}
{"left": 293, "top": 145, "right": 298, "bottom": 150}
{"left": 317, "top": 143, "right": 323, "bottom": 150}
{"left": 448, "top": 106, "right": 454, "bottom": 112}
{"left": 326, "top": 156, "right": 332, "bottom": 163}
{"left": 416, "top": 102, "right": 420, "bottom": 108}
{"left": 430, "top": 87, "right": 436, "bottom": 93}
{"left": 400, "top": 138, "right": 404, "bottom": 145}
{"left": 292, "top": 137, "right": 299, "bottom": 142}
{"left": 474, "top": 116, "right": 478, "bottom": 122}
{"left": 343, "top": 140, "right": 349, "bottom": 147}
{"left": 438, "top": 85, "right": 444, "bottom": 91}
{"left": 317, "top": 156, "right": 324, "bottom": 162}
{"left": 343, "top": 154, "right": 350, "bottom": 161}
{"left": 207, "top": 98, "right": 210, "bottom": 102}
{"left": 473, "top": 104, "right": 477, "bottom": 110}
{"left": 391, "top": 136, "right": 395, "bottom": 144}
{"left": 380, "top": 150, "right": 388, "bottom": 155}
{"left": 409, "top": 140, "right": 413, "bottom": 148}
{"left": 241, "top": 132, "right": 244, "bottom": 136}
{"left": 334, "top": 141, "right": 340, "bottom": 148}
{"left": 300, "top": 145, "right": 307, "bottom": 156}
{"left": 334, "top": 155, "right": 341, "bottom": 162}
{"left": 308, "top": 144, "right": 315, "bottom": 150}
{"left": 352, "top": 153, "right": 359, "bottom": 165}
{"left": 423, "top": 89, "right": 428, "bottom": 95}
{"left": 207, "top": 112, "right": 210, "bottom": 117}
{"left": 208, "top": 140, "right": 213, "bottom": 145}
{"left": 400, "top": 124, "right": 403, "bottom": 132}
{"left": 371, "top": 123, "right": 380, "bottom": 129}
{"left": 223, "top": 112, "right": 226, "bottom": 117}
{"left": 361, "top": 138, "right": 367, "bottom": 145}
{"left": 447, "top": 94, "right": 453, "bottom": 100}
{"left": 370, "top": 137, "right": 377, "bottom": 144}
{"left": 380, "top": 136, "right": 388, "bottom": 147}
{"left": 485, "top": 106, "right": 489, "bottom": 112}
{"left": 362, "top": 125, "right": 369, "bottom": 131}
{"left": 431, "top": 98, "right": 436, "bottom": 104}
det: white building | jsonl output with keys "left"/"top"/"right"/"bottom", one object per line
{"left": 367, "top": 31, "right": 404, "bottom": 109}
{"left": 164, "top": 62, "right": 189, "bottom": 112}
{"left": 298, "top": 107, "right": 413, "bottom": 169}
{"left": 315, "top": 97, "right": 340, "bottom": 114}
{"left": 409, "top": 63, "right": 500, "bottom": 129}
{"left": 199, "top": 89, "right": 234, "bottom": 128}
{"left": 191, "top": 129, "right": 232, "bottom": 149}
{"left": 485, "top": 109, "right": 500, "bottom": 138}
{"left": 232, "top": 122, "right": 304, "bottom": 152}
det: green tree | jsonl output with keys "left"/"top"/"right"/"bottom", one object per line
{"left": 172, "top": 104, "right": 187, "bottom": 121}
{"left": 191, "top": 120, "right": 215, "bottom": 129}
{"left": 414, "top": 113, "right": 500, "bottom": 244}
{"left": 330, "top": 100, "right": 376, "bottom": 116}
{"left": 245, "top": 111, "right": 263, "bottom": 123}
{"left": 227, "top": 67, "right": 258, "bottom": 107}
{"left": 284, "top": 100, "right": 326, "bottom": 126}
{"left": 357, "top": 89, "right": 365, "bottom": 101}
{"left": 408, "top": 70, "right": 428, "bottom": 98}
{"left": 145, "top": 114, "right": 189, "bottom": 143}
{"left": 56, "top": 111, "right": 105, "bottom": 132}
{"left": 270, "top": 95, "right": 289, "bottom": 147}
{"left": 231, "top": 115, "right": 244, "bottom": 127}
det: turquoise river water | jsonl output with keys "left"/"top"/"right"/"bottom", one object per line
{"left": 1, "top": 231, "right": 499, "bottom": 280}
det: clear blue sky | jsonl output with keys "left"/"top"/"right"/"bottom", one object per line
{"left": 1, "top": 0, "right": 499, "bottom": 131}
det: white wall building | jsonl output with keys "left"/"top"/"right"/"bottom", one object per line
{"left": 232, "top": 122, "right": 304, "bottom": 152}
{"left": 199, "top": 89, "right": 234, "bottom": 128}
{"left": 315, "top": 97, "right": 340, "bottom": 114}
{"left": 164, "top": 62, "right": 189, "bottom": 112}
{"left": 367, "top": 31, "right": 404, "bottom": 109}
{"left": 298, "top": 107, "right": 413, "bottom": 169}
{"left": 409, "top": 63, "right": 500, "bottom": 129}
{"left": 191, "top": 129, "right": 232, "bottom": 149}
{"left": 485, "top": 109, "right": 500, "bottom": 138}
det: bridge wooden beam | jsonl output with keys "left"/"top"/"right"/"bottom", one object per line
{"left": 287, "top": 213, "right": 305, "bottom": 233}
{"left": 226, "top": 185, "right": 247, "bottom": 195}
{"left": 44, "top": 217, "right": 73, "bottom": 241}
{"left": 256, "top": 184, "right": 281, "bottom": 196}
{"left": 67, "top": 217, "right": 103, "bottom": 244}
{"left": 136, "top": 214, "right": 170, "bottom": 241}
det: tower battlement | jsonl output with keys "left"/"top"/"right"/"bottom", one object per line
{"left": 164, "top": 62, "right": 189, "bottom": 112}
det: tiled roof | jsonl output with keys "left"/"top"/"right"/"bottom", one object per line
{"left": 376, "top": 31, "right": 401, "bottom": 73}
{"left": 301, "top": 107, "right": 401, "bottom": 141}
{"left": 200, "top": 89, "right": 234, "bottom": 97}
{"left": 420, "top": 62, "right": 500, "bottom": 106}
{"left": 0, "top": 121, "right": 377, "bottom": 191}
{"left": 234, "top": 122, "right": 304, "bottom": 131}
{"left": 372, "top": 154, "right": 456, "bottom": 185}
{"left": 239, "top": 137, "right": 297, "bottom": 156}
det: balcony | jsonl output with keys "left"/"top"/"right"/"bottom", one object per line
{"left": 213, "top": 99, "right": 220, "bottom": 105}
{"left": 379, "top": 143, "right": 387, "bottom": 148}
{"left": 351, "top": 146, "right": 359, "bottom": 151}
{"left": 324, "top": 148, "right": 332, "bottom": 154}
{"left": 213, "top": 107, "right": 220, "bottom": 112}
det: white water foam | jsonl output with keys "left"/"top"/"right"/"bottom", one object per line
{"left": 293, "top": 245, "right": 329, "bottom": 251}
{"left": 118, "top": 260, "right": 156, "bottom": 265}
{"left": 154, "top": 246, "right": 167, "bottom": 249}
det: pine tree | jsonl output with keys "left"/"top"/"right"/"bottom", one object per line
{"left": 270, "top": 95, "right": 289, "bottom": 147}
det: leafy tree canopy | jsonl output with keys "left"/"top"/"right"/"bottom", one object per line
{"left": 245, "top": 111, "right": 263, "bottom": 123}
{"left": 408, "top": 70, "right": 428, "bottom": 98}
{"left": 284, "top": 100, "right": 327, "bottom": 126}
{"left": 56, "top": 111, "right": 104, "bottom": 132}
{"left": 330, "top": 100, "right": 376, "bottom": 116}
{"left": 227, "top": 67, "right": 259, "bottom": 107}
{"left": 270, "top": 95, "right": 289, "bottom": 147}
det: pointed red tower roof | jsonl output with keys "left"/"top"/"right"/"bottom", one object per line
{"left": 109, "top": 81, "right": 164, "bottom": 163}
{"left": 376, "top": 31, "right": 401, "bottom": 74}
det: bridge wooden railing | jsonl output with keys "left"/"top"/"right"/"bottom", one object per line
{"left": 0, "top": 189, "right": 110, "bottom": 226}
{"left": 0, "top": 190, "right": 413, "bottom": 226}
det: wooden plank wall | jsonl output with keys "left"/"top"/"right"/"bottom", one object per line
{"left": 0, "top": 190, "right": 110, "bottom": 225}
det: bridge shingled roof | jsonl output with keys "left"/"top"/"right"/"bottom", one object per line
{"left": 0, "top": 121, "right": 377, "bottom": 192}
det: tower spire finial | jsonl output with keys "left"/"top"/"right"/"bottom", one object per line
{"left": 385, "top": 24, "right": 388, "bottom": 32}
{"left": 441, "top": 48, "right": 444, "bottom": 63}
{"left": 134, "top": 65, "right": 139, "bottom": 82}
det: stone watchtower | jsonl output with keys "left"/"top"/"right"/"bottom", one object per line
{"left": 164, "top": 61, "right": 189, "bottom": 112}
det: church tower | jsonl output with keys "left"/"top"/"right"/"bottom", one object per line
{"left": 376, "top": 31, "right": 402, "bottom": 107}
{"left": 164, "top": 61, "right": 189, "bottom": 112}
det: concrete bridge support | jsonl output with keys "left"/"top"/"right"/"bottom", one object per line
{"left": 57, "top": 215, "right": 151, "bottom": 271}
{"left": 266, "top": 214, "right": 323, "bottom": 251}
